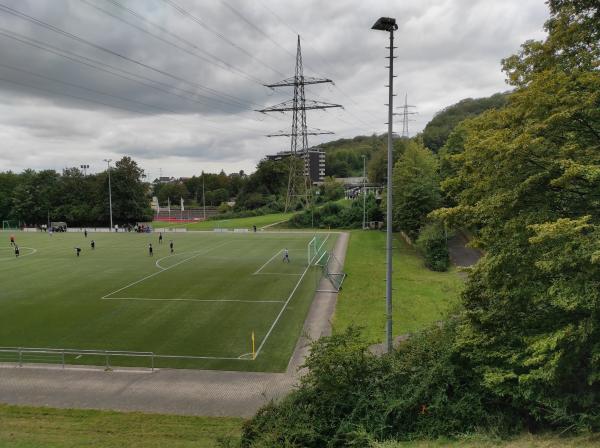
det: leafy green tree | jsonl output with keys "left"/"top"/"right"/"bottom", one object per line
{"left": 0, "top": 171, "right": 18, "bottom": 220}
{"left": 12, "top": 169, "right": 60, "bottom": 225}
{"left": 392, "top": 142, "right": 441, "bottom": 239}
{"left": 157, "top": 182, "right": 189, "bottom": 205}
{"left": 434, "top": 0, "right": 600, "bottom": 428}
{"left": 105, "top": 157, "right": 152, "bottom": 224}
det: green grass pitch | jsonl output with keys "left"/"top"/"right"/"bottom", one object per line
{"left": 0, "top": 230, "right": 336, "bottom": 372}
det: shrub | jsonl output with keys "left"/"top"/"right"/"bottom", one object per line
{"left": 415, "top": 223, "right": 450, "bottom": 271}
{"left": 241, "top": 325, "right": 519, "bottom": 447}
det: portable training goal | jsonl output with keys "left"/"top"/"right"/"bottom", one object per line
{"left": 314, "top": 250, "right": 346, "bottom": 292}
{"left": 2, "top": 220, "right": 19, "bottom": 231}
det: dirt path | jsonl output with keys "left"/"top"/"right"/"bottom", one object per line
{"left": 0, "top": 233, "right": 349, "bottom": 418}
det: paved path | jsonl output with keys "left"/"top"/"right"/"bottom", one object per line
{"left": 0, "top": 232, "right": 349, "bottom": 418}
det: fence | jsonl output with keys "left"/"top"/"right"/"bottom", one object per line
{"left": 0, "top": 347, "right": 155, "bottom": 371}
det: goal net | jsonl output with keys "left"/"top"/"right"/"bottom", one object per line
{"left": 2, "top": 220, "right": 19, "bottom": 231}
{"left": 307, "top": 234, "right": 328, "bottom": 266}
{"left": 315, "top": 251, "right": 346, "bottom": 292}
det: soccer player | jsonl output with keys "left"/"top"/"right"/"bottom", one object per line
{"left": 90, "top": 240, "right": 95, "bottom": 250}
{"left": 253, "top": 225, "right": 257, "bottom": 233}
{"left": 75, "top": 247, "right": 81, "bottom": 257}
{"left": 283, "top": 248, "right": 290, "bottom": 263}
{"left": 14, "top": 245, "right": 19, "bottom": 257}
{"left": 169, "top": 240, "right": 174, "bottom": 254}
{"left": 9, "top": 234, "right": 15, "bottom": 246}
{"left": 159, "top": 232, "right": 163, "bottom": 244}
{"left": 148, "top": 243, "right": 153, "bottom": 256}
{"left": 84, "top": 229, "right": 88, "bottom": 238}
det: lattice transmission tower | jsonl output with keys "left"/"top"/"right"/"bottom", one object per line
{"left": 398, "top": 93, "right": 417, "bottom": 138}
{"left": 257, "top": 35, "right": 342, "bottom": 212}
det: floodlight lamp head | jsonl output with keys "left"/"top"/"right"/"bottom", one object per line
{"left": 371, "top": 17, "right": 398, "bottom": 32}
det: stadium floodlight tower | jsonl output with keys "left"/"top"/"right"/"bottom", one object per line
{"left": 372, "top": 16, "right": 398, "bottom": 354}
{"left": 103, "top": 159, "right": 113, "bottom": 232}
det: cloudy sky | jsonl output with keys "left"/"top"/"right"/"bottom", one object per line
{"left": 0, "top": 0, "right": 548, "bottom": 178}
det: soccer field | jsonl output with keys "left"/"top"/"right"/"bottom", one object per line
{"left": 0, "top": 230, "right": 336, "bottom": 371}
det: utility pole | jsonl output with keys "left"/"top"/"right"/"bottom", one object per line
{"left": 103, "top": 159, "right": 113, "bottom": 231}
{"left": 372, "top": 17, "right": 398, "bottom": 354}
{"left": 257, "top": 36, "right": 342, "bottom": 212}
{"left": 202, "top": 172, "right": 206, "bottom": 220}
{"left": 362, "top": 155, "right": 367, "bottom": 229}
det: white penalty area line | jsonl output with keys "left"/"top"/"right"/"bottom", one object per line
{"left": 101, "top": 297, "right": 284, "bottom": 303}
{"left": 253, "top": 249, "right": 283, "bottom": 275}
{"left": 254, "top": 262, "right": 311, "bottom": 358}
{"left": 102, "top": 240, "right": 231, "bottom": 299}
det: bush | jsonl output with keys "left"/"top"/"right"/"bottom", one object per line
{"left": 288, "top": 197, "right": 382, "bottom": 229}
{"left": 241, "top": 325, "right": 519, "bottom": 447}
{"left": 415, "top": 223, "right": 450, "bottom": 271}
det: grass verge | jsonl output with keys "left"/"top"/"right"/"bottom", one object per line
{"left": 374, "top": 433, "right": 600, "bottom": 447}
{"left": 333, "top": 230, "right": 463, "bottom": 343}
{"left": 155, "top": 213, "right": 294, "bottom": 230}
{"left": 0, "top": 404, "right": 242, "bottom": 448}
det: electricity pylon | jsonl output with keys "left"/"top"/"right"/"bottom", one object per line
{"left": 257, "top": 35, "right": 342, "bottom": 212}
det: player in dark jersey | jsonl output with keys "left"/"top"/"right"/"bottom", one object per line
{"left": 90, "top": 240, "right": 95, "bottom": 250}
{"left": 75, "top": 247, "right": 81, "bottom": 257}
{"left": 169, "top": 240, "right": 174, "bottom": 254}
{"left": 158, "top": 233, "right": 163, "bottom": 244}
{"left": 14, "top": 245, "right": 19, "bottom": 257}
{"left": 148, "top": 243, "right": 153, "bottom": 256}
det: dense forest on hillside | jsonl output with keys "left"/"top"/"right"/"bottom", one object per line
{"left": 420, "top": 93, "right": 508, "bottom": 152}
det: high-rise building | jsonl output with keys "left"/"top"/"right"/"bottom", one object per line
{"left": 266, "top": 149, "right": 326, "bottom": 183}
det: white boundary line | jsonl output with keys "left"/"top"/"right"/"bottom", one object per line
{"left": 102, "top": 240, "right": 230, "bottom": 299}
{"left": 253, "top": 249, "right": 282, "bottom": 275}
{"left": 0, "top": 246, "right": 37, "bottom": 260}
{"left": 254, "top": 262, "right": 312, "bottom": 358}
{"left": 101, "top": 297, "right": 284, "bottom": 303}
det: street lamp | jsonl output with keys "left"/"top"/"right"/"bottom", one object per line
{"left": 372, "top": 16, "right": 398, "bottom": 354}
{"left": 103, "top": 159, "right": 113, "bottom": 231}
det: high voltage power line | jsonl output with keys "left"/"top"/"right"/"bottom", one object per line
{"left": 0, "top": 61, "right": 265, "bottom": 134}
{"left": 0, "top": 2, "right": 260, "bottom": 110}
{"left": 79, "top": 0, "right": 267, "bottom": 87}
{"left": 159, "top": 0, "right": 287, "bottom": 78}
{"left": 0, "top": 27, "right": 256, "bottom": 114}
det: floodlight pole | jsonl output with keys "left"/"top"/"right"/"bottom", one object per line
{"left": 372, "top": 17, "right": 398, "bottom": 354}
{"left": 362, "top": 155, "right": 367, "bottom": 229}
{"left": 103, "top": 159, "right": 113, "bottom": 232}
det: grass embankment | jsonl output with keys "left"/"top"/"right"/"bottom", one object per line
{"left": 333, "top": 230, "right": 463, "bottom": 343}
{"left": 155, "top": 212, "right": 294, "bottom": 230}
{"left": 374, "top": 434, "right": 600, "bottom": 447}
{"left": 0, "top": 404, "right": 242, "bottom": 448}
{"left": 1, "top": 403, "right": 597, "bottom": 448}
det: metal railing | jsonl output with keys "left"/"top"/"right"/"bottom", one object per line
{"left": 0, "top": 347, "right": 155, "bottom": 371}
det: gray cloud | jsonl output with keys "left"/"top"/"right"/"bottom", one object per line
{"left": 0, "top": 0, "right": 549, "bottom": 176}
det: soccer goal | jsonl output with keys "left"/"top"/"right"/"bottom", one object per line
{"left": 314, "top": 250, "right": 346, "bottom": 292}
{"left": 2, "top": 220, "right": 19, "bottom": 231}
{"left": 307, "top": 234, "right": 328, "bottom": 266}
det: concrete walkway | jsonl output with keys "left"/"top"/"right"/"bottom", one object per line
{"left": 0, "top": 232, "right": 349, "bottom": 418}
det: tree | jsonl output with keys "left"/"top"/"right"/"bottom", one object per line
{"left": 433, "top": 0, "right": 600, "bottom": 427}
{"left": 392, "top": 142, "right": 441, "bottom": 240}
{"left": 106, "top": 157, "right": 152, "bottom": 224}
